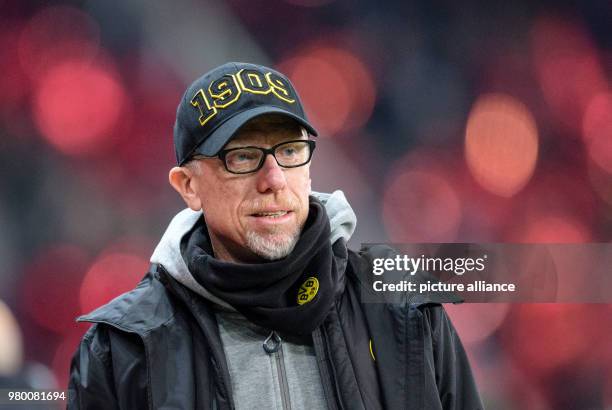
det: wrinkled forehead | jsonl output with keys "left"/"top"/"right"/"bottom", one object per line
{"left": 226, "top": 115, "right": 308, "bottom": 147}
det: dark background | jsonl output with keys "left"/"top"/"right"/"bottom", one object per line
{"left": 0, "top": 0, "right": 611, "bottom": 408}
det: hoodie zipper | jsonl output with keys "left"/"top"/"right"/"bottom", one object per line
{"left": 263, "top": 331, "right": 292, "bottom": 410}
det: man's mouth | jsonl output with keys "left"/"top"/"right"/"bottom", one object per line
{"left": 253, "top": 211, "right": 289, "bottom": 218}
{"left": 248, "top": 209, "right": 295, "bottom": 225}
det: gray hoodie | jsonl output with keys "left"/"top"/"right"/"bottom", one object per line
{"left": 150, "top": 190, "right": 357, "bottom": 410}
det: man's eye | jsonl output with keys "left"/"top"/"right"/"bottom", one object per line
{"left": 229, "top": 151, "right": 257, "bottom": 163}
{"left": 281, "top": 147, "right": 297, "bottom": 156}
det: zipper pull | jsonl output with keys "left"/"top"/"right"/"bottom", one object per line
{"left": 263, "top": 331, "right": 282, "bottom": 354}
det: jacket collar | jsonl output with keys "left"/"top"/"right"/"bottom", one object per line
{"left": 77, "top": 268, "right": 175, "bottom": 334}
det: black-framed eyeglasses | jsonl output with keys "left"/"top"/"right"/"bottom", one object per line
{"left": 190, "top": 139, "right": 316, "bottom": 174}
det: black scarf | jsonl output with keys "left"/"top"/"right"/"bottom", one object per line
{"left": 184, "top": 197, "right": 347, "bottom": 336}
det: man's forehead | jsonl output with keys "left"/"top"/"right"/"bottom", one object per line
{"left": 225, "top": 116, "right": 306, "bottom": 147}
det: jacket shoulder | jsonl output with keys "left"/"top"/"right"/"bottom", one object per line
{"left": 78, "top": 269, "right": 175, "bottom": 332}
{"left": 346, "top": 244, "right": 396, "bottom": 282}
{"left": 345, "top": 245, "right": 411, "bottom": 307}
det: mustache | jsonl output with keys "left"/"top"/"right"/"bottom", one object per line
{"left": 244, "top": 197, "right": 301, "bottom": 214}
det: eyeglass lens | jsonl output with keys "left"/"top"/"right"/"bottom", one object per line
{"left": 225, "top": 141, "right": 311, "bottom": 173}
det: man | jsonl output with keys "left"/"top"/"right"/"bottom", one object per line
{"left": 68, "top": 62, "right": 483, "bottom": 409}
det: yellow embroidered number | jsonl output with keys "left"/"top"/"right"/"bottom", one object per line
{"left": 237, "top": 69, "right": 271, "bottom": 95}
{"left": 209, "top": 74, "right": 241, "bottom": 109}
{"left": 190, "top": 89, "right": 217, "bottom": 126}
{"left": 191, "top": 70, "right": 296, "bottom": 128}
{"left": 266, "top": 72, "right": 296, "bottom": 104}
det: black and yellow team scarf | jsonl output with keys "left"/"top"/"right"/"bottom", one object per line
{"left": 183, "top": 197, "right": 347, "bottom": 336}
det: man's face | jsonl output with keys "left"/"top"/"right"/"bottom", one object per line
{"left": 189, "top": 116, "right": 312, "bottom": 262}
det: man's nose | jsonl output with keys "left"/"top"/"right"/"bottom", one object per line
{"left": 256, "top": 154, "right": 287, "bottom": 193}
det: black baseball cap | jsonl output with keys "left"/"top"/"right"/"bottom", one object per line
{"left": 173, "top": 62, "right": 318, "bottom": 165}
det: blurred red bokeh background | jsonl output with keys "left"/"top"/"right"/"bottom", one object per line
{"left": 0, "top": 1, "right": 610, "bottom": 408}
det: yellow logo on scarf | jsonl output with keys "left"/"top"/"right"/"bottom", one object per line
{"left": 297, "top": 277, "right": 319, "bottom": 305}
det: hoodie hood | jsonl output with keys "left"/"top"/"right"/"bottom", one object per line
{"left": 150, "top": 190, "right": 356, "bottom": 309}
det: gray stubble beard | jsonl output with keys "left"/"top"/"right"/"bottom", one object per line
{"left": 245, "top": 225, "right": 301, "bottom": 260}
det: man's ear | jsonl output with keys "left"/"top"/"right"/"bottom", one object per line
{"left": 168, "top": 166, "right": 203, "bottom": 211}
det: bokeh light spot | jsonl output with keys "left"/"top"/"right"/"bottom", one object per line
{"left": 465, "top": 93, "right": 538, "bottom": 197}
{"left": 285, "top": 56, "right": 351, "bottom": 136}
{"left": 504, "top": 305, "right": 604, "bottom": 376}
{"left": 34, "top": 61, "right": 125, "bottom": 156}
{"left": 583, "top": 92, "right": 612, "bottom": 174}
{"left": 445, "top": 303, "right": 509, "bottom": 345}
{"left": 79, "top": 253, "right": 148, "bottom": 314}
{"left": 588, "top": 161, "right": 612, "bottom": 206}
{"left": 383, "top": 170, "right": 462, "bottom": 242}
{"left": 517, "top": 215, "right": 590, "bottom": 243}
{"left": 279, "top": 46, "right": 376, "bottom": 136}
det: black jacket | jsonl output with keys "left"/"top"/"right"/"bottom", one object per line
{"left": 68, "top": 245, "right": 483, "bottom": 410}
